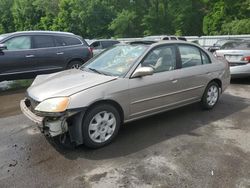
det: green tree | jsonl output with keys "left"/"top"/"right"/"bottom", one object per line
{"left": 203, "top": 0, "right": 250, "bottom": 35}
{"left": 221, "top": 19, "right": 250, "bottom": 34}
{"left": 12, "top": 0, "right": 42, "bottom": 31}
{"left": 109, "top": 10, "right": 137, "bottom": 37}
{"left": 0, "top": 0, "right": 14, "bottom": 34}
{"left": 33, "top": 0, "right": 59, "bottom": 30}
{"left": 142, "top": 0, "right": 173, "bottom": 36}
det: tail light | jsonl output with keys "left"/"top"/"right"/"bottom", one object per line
{"left": 241, "top": 56, "right": 250, "bottom": 63}
{"left": 88, "top": 47, "right": 93, "bottom": 58}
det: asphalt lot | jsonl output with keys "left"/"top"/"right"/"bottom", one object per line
{"left": 0, "top": 78, "right": 250, "bottom": 188}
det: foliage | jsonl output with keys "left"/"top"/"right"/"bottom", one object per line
{"left": 0, "top": 0, "right": 249, "bottom": 37}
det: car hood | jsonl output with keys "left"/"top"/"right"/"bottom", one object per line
{"left": 27, "top": 69, "right": 117, "bottom": 102}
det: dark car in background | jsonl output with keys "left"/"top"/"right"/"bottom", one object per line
{"left": 0, "top": 31, "right": 93, "bottom": 81}
{"left": 89, "top": 39, "right": 120, "bottom": 56}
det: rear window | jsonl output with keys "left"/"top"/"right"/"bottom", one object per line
{"left": 178, "top": 37, "right": 187, "bottom": 41}
{"left": 179, "top": 45, "right": 202, "bottom": 68}
{"left": 221, "top": 42, "right": 250, "bottom": 50}
{"left": 55, "top": 36, "right": 82, "bottom": 47}
{"left": 170, "top": 37, "right": 177, "bottom": 40}
{"left": 33, "top": 35, "right": 55, "bottom": 48}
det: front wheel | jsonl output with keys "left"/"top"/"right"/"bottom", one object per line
{"left": 82, "top": 104, "right": 121, "bottom": 148}
{"left": 201, "top": 82, "right": 220, "bottom": 110}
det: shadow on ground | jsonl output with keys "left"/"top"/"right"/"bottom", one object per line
{"left": 231, "top": 77, "right": 250, "bottom": 85}
{"left": 53, "top": 92, "right": 249, "bottom": 160}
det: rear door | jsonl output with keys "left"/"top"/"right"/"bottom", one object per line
{"left": 0, "top": 35, "right": 35, "bottom": 77}
{"left": 173, "top": 44, "right": 214, "bottom": 101}
{"left": 54, "top": 35, "right": 87, "bottom": 68}
{"left": 31, "top": 35, "right": 61, "bottom": 73}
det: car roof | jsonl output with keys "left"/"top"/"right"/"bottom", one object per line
{"left": 120, "top": 40, "right": 203, "bottom": 50}
{"left": 4, "top": 31, "right": 75, "bottom": 37}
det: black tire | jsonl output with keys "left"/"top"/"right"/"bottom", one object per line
{"left": 67, "top": 61, "right": 83, "bottom": 69}
{"left": 201, "top": 81, "right": 220, "bottom": 110}
{"left": 82, "top": 104, "right": 121, "bottom": 148}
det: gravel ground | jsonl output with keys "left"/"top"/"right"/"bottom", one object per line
{"left": 0, "top": 79, "right": 249, "bottom": 188}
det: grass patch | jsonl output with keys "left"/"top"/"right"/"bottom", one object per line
{"left": 0, "top": 79, "right": 33, "bottom": 92}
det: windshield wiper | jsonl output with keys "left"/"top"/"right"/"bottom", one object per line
{"left": 88, "top": 68, "right": 110, "bottom": 76}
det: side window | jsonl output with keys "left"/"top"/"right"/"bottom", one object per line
{"left": 201, "top": 51, "right": 211, "bottom": 64}
{"left": 163, "top": 37, "right": 170, "bottom": 40}
{"left": 4, "top": 36, "right": 31, "bottom": 50}
{"left": 141, "top": 45, "right": 176, "bottom": 73}
{"left": 91, "top": 41, "right": 102, "bottom": 49}
{"left": 170, "top": 37, "right": 177, "bottom": 40}
{"left": 102, "top": 41, "right": 115, "bottom": 48}
{"left": 179, "top": 45, "right": 202, "bottom": 68}
{"left": 55, "top": 36, "right": 82, "bottom": 47}
{"left": 33, "top": 35, "right": 55, "bottom": 48}
{"left": 63, "top": 36, "right": 82, "bottom": 46}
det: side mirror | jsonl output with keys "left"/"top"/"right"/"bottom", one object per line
{"left": 131, "top": 67, "right": 154, "bottom": 78}
{"left": 0, "top": 44, "right": 7, "bottom": 51}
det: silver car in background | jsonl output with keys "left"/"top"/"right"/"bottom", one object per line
{"left": 215, "top": 40, "right": 250, "bottom": 78}
{"left": 20, "top": 41, "right": 230, "bottom": 148}
{"left": 89, "top": 39, "right": 120, "bottom": 56}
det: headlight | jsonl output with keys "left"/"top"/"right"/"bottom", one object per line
{"left": 35, "top": 97, "right": 69, "bottom": 113}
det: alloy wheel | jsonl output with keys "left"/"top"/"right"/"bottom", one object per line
{"left": 207, "top": 85, "right": 219, "bottom": 106}
{"left": 88, "top": 111, "right": 116, "bottom": 143}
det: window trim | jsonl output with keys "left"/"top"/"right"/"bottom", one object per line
{"left": 3, "top": 35, "right": 32, "bottom": 51}
{"left": 53, "top": 35, "right": 84, "bottom": 48}
{"left": 177, "top": 44, "right": 211, "bottom": 68}
{"left": 200, "top": 50, "right": 212, "bottom": 64}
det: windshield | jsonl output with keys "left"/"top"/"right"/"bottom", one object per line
{"left": 83, "top": 45, "right": 148, "bottom": 76}
{"left": 221, "top": 41, "right": 250, "bottom": 50}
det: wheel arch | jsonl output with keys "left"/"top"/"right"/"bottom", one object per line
{"left": 66, "top": 58, "right": 85, "bottom": 68}
{"left": 208, "top": 78, "right": 222, "bottom": 92}
{"left": 67, "top": 99, "right": 125, "bottom": 146}
{"left": 86, "top": 99, "right": 125, "bottom": 124}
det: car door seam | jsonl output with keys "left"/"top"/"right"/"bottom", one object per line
{"left": 131, "top": 85, "right": 204, "bottom": 105}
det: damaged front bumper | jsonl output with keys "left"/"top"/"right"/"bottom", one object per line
{"left": 20, "top": 99, "right": 69, "bottom": 137}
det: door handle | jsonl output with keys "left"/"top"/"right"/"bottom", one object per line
{"left": 171, "top": 79, "right": 178, "bottom": 84}
{"left": 56, "top": 52, "right": 64, "bottom": 55}
{"left": 25, "top": 55, "right": 35, "bottom": 58}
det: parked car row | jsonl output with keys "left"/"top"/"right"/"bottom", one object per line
{"left": 0, "top": 32, "right": 189, "bottom": 81}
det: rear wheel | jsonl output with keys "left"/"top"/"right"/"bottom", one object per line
{"left": 67, "top": 61, "right": 83, "bottom": 69}
{"left": 82, "top": 104, "right": 121, "bottom": 148}
{"left": 201, "top": 82, "right": 220, "bottom": 109}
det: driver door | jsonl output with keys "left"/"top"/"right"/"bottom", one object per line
{"left": 128, "top": 44, "right": 181, "bottom": 119}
